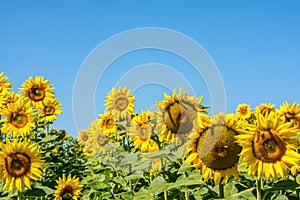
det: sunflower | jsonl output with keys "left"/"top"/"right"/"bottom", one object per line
{"left": 185, "top": 113, "right": 242, "bottom": 185}
{"left": 77, "top": 130, "right": 91, "bottom": 145}
{"left": 278, "top": 102, "right": 300, "bottom": 128}
{"left": 54, "top": 174, "right": 83, "bottom": 200}
{"left": 19, "top": 76, "right": 54, "bottom": 109}
{"left": 156, "top": 88, "right": 206, "bottom": 144}
{"left": 91, "top": 130, "right": 108, "bottom": 153}
{"left": 255, "top": 103, "right": 275, "bottom": 117}
{"left": 128, "top": 111, "right": 158, "bottom": 152}
{"left": 0, "top": 72, "right": 12, "bottom": 95}
{"left": 0, "top": 99, "right": 35, "bottom": 136}
{"left": 0, "top": 139, "right": 44, "bottom": 193}
{"left": 39, "top": 98, "right": 62, "bottom": 122}
{"left": 236, "top": 111, "right": 300, "bottom": 180}
{"left": 1, "top": 92, "right": 21, "bottom": 108}
{"left": 99, "top": 112, "right": 118, "bottom": 136}
{"left": 104, "top": 86, "right": 135, "bottom": 121}
{"left": 236, "top": 103, "right": 252, "bottom": 120}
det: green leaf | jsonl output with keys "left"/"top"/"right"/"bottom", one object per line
{"left": 24, "top": 185, "right": 53, "bottom": 197}
{"left": 274, "top": 194, "right": 289, "bottom": 200}
{"left": 230, "top": 187, "right": 255, "bottom": 199}
{"left": 265, "top": 180, "right": 298, "bottom": 191}
{"left": 39, "top": 134, "right": 58, "bottom": 143}
{"left": 144, "top": 149, "right": 170, "bottom": 159}
{"left": 148, "top": 176, "right": 168, "bottom": 195}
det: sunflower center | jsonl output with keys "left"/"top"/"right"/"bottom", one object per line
{"left": 240, "top": 108, "right": 247, "bottom": 115}
{"left": 199, "top": 125, "right": 242, "bottom": 170}
{"left": 44, "top": 106, "right": 55, "bottom": 115}
{"left": 105, "top": 118, "right": 115, "bottom": 129}
{"left": 165, "top": 102, "right": 195, "bottom": 135}
{"left": 81, "top": 134, "right": 89, "bottom": 142}
{"left": 11, "top": 112, "right": 28, "bottom": 128}
{"left": 114, "top": 96, "right": 128, "bottom": 111}
{"left": 5, "top": 153, "right": 31, "bottom": 177}
{"left": 138, "top": 124, "right": 150, "bottom": 141}
{"left": 29, "top": 86, "right": 45, "bottom": 101}
{"left": 97, "top": 135, "right": 108, "bottom": 146}
{"left": 253, "top": 130, "right": 286, "bottom": 163}
{"left": 60, "top": 185, "right": 74, "bottom": 200}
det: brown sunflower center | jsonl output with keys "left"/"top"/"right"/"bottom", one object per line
{"left": 80, "top": 133, "right": 89, "bottom": 142}
{"left": 253, "top": 130, "right": 286, "bottom": 163}
{"left": 114, "top": 96, "right": 129, "bottom": 111}
{"left": 44, "top": 105, "right": 55, "bottom": 115}
{"left": 97, "top": 135, "right": 108, "bottom": 146}
{"left": 105, "top": 118, "right": 115, "bottom": 129}
{"left": 60, "top": 185, "right": 74, "bottom": 200}
{"left": 199, "top": 125, "right": 242, "bottom": 170}
{"left": 165, "top": 101, "right": 196, "bottom": 135}
{"left": 11, "top": 112, "right": 28, "bottom": 128}
{"left": 240, "top": 108, "right": 248, "bottom": 115}
{"left": 29, "top": 86, "right": 45, "bottom": 101}
{"left": 5, "top": 153, "right": 31, "bottom": 177}
{"left": 138, "top": 124, "right": 150, "bottom": 141}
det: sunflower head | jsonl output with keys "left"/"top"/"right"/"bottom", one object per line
{"left": 77, "top": 130, "right": 91, "bottom": 145}
{"left": 255, "top": 103, "right": 275, "bottom": 117}
{"left": 129, "top": 111, "right": 158, "bottom": 152}
{"left": 39, "top": 98, "right": 62, "bottom": 122}
{"left": 99, "top": 112, "right": 118, "bottom": 136}
{"left": 186, "top": 113, "right": 241, "bottom": 184}
{"left": 1, "top": 92, "right": 21, "bottom": 109}
{"left": 54, "top": 174, "right": 83, "bottom": 200}
{"left": 156, "top": 88, "right": 205, "bottom": 143}
{"left": 236, "top": 111, "right": 300, "bottom": 180}
{"left": 0, "top": 139, "right": 44, "bottom": 193}
{"left": 19, "top": 76, "right": 54, "bottom": 109}
{"left": 0, "top": 72, "right": 12, "bottom": 95}
{"left": 236, "top": 103, "right": 252, "bottom": 120}
{"left": 104, "top": 86, "right": 135, "bottom": 121}
{"left": 0, "top": 99, "right": 35, "bottom": 136}
{"left": 278, "top": 102, "right": 300, "bottom": 128}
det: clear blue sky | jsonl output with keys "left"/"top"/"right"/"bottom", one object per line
{"left": 1, "top": 1, "right": 299, "bottom": 136}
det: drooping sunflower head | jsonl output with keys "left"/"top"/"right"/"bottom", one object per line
{"left": 39, "top": 98, "right": 62, "bottom": 122}
{"left": 236, "top": 111, "right": 300, "bottom": 180}
{"left": 19, "top": 76, "right": 54, "bottom": 109}
{"left": 0, "top": 139, "right": 44, "bottom": 193}
{"left": 278, "top": 101, "right": 300, "bottom": 128}
{"left": 236, "top": 103, "right": 252, "bottom": 120}
{"left": 0, "top": 99, "right": 35, "bottom": 136}
{"left": 255, "top": 103, "right": 275, "bottom": 117}
{"left": 54, "top": 174, "right": 83, "bottom": 200}
{"left": 186, "top": 113, "right": 242, "bottom": 185}
{"left": 128, "top": 111, "right": 157, "bottom": 152}
{"left": 99, "top": 112, "right": 118, "bottom": 136}
{"left": 156, "top": 88, "right": 205, "bottom": 143}
{"left": 0, "top": 72, "right": 12, "bottom": 95}
{"left": 104, "top": 86, "right": 135, "bottom": 121}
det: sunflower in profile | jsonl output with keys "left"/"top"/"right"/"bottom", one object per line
{"left": 236, "top": 103, "right": 252, "bottom": 120}
{"left": 104, "top": 86, "right": 135, "bottom": 121}
{"left": 0, "top": 99, "right": 35, "bottom": 136}
{"left": 99, "top": 112, "right": 118, "bottom": 136}
{"left": 255, "top": 103, "right": 275, "bottom": 117}
{"left": 156, "top": 88, "right": 206, "bottom": 144}
{"left": 0, "top": 139, "right": 44, "bottom": 193}
{"left": 0, "top": 72, "right": 12, "bottom": 95}
{"left": 236, "top": 111, "right": 300, "bottom": 180}
{"left": 19, "top": 76, "right": 54, "bottom": 109}
{"left": 54, "top": 174, "right": 83, "bottom": 200}
{"left": 39, "top": 98, "right": 62, "bottom": 122}
{"left": 185, "top": 113, "right": 242, "bottom": 185}
{"left": 278, "top": 102, "right": 300, "bottom": 128}
{"left": 128, "top": 111, "right": 158, "bottom": 152}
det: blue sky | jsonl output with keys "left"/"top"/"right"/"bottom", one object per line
{"left": 1, "top": 1, "right": 299, "bottom": 136}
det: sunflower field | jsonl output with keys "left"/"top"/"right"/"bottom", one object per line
{"left": 1, "top": 71, "right": 300, "bottom": 200}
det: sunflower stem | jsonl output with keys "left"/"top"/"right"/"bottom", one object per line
{"left": 256, "top": 178, "right": 262, "bottom": 200}
{"left": 184, "top": 191, "right": 189, "bottom": 200}
{"left": 219, "top": 183, "right": 224, "bottom": 198}
{"left": 17, "top": 191, "right": 23, "bottom": 200}
{"left": 164, "top": 190, "right": 168, "bottom": 200}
